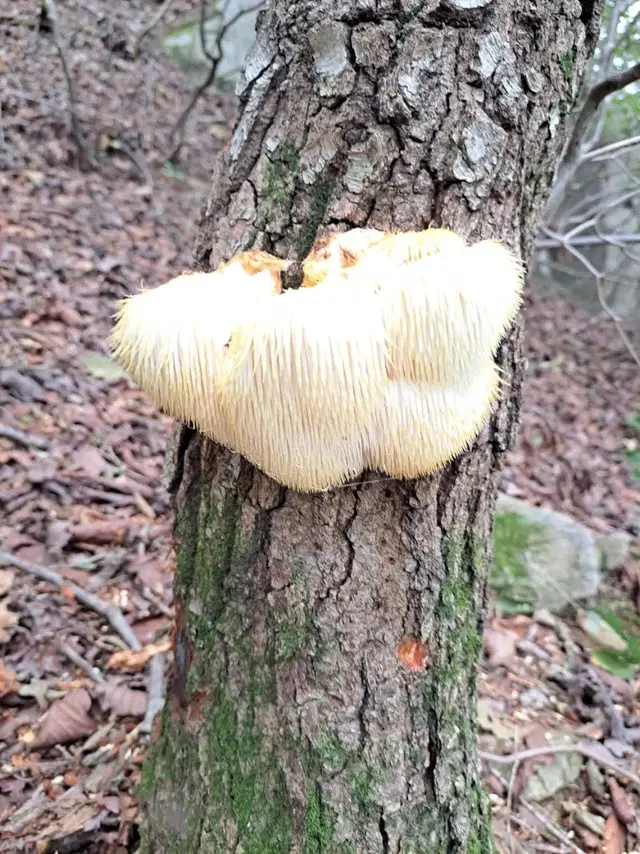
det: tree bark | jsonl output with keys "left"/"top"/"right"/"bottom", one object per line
{"left": 140, "top": 1, "right": 602, "bottom": 851}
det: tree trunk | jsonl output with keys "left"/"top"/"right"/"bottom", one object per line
{"left": 140, "top": 1, "right": 602, "bottom": 851}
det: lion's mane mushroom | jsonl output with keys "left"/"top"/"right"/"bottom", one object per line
{"left": 217, "top": 276, "right": 387, "bottom": 492}
{"left": 110, "top": 231, "right": 523, "bottom": 493}
{"left": 363, "top": 363, "right": 501, "bottom": 479}
{"left": 301, "top": 227, "right": 467, "bottom": 289}
{"left": 110, "top": 250, "right": 289, "bottom": 445}
{"left": 380, "top": 240, "right": 524, "bottom": 383}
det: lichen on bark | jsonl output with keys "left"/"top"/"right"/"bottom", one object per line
{"left": 141, "top": 0, "right": 603, "bottom": 851}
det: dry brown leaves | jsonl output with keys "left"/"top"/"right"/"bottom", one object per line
{"left": 602, "top": 814, "right": 626, "bottom": 854}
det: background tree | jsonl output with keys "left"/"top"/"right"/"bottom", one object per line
{"left": 140, "top": 0, "right": 604, "bottom": 851}
{"left": 534, "top": 0, "right": 640, "bottom": 352}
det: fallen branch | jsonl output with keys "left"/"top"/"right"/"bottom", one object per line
{"left": 0, "top": 424, "right": 51, "bottom": 450}
{"left": 0, "top": 551, "right": 141, "bottom": 650}
{"left": 166, "top": 0, "right": 263, "bottom": 162}
{"left": 108, "top": 139, "right": 154, "bottom": 190}
{"left": 510, "top": 806, "right": 586, "bottom": 854}
{"left": 479, "top": 743, "right": 640, "bottom": 789}
{"left": 141, "top": 652, "right": 166, "bottom": 734}
{"left": 132, "top": 0, "right": 178, "bottom": 56}
{"left": 60, "top": 642, "right": 105, "bottom": 683}
{"left": 43, "top": 0, "right": 94, "bottom": 168}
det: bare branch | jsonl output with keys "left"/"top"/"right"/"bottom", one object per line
{"left": 0, "top": 424, "right": 51, "bottom": 450}
{"left": 43, "top": 0, "right": 93, "bottom": 168}
{"left": 536, "top": 232, "right": 640, "bottom": 249}
{"left": 132, "top": 0, "right": 178, "bottom": 56}
{"left": 560, "top": 61, "right": 640, "bottom": 182}
{"left": 166, "top": 0, "right": 263, "bottom": 162}
{"left": 60, "top": 642, "right": 106, "bottom": 683}
{"left": 612, "top": 6, "right": 640, "bottom": 57}
{"left": 541, "top": 226, "right": 640, "bottom": 367}
{"left": 199, "top": 0, "right": 229, "bottom": 63}
{"left": 585, "top": 133, "right": 640, "bottom": 162}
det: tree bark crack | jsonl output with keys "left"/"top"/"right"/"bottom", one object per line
{"left": 378, "top": 807, "right": 390, "bottom": 854}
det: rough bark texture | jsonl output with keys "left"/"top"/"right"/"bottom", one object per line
{"left": 141, "top": 1, "right": 602, "bottom": 852}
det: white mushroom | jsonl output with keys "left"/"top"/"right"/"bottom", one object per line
{"left": 217, "top": 276, "right": 385, "bottom": 491}
{"left": 110, "top": 231, "right": 523, "bottom": 492}
{"left": 110, "top": 251, "right": 287, "bottom": 445}
{"left": 363, "top": 361, "right": 502, "bottom": 479}
{"left": 380, "top": 239, "right": 523, "bottom": 383}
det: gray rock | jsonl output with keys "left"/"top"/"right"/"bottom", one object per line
{"left": 494, "top": 494, "right": 601, "bottom": 612}
{"left": 595, "top": 531, "right": 631, "bottom": 571}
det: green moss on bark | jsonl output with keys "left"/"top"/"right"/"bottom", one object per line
{"left": 305, "top": 784, "right": 336, "bottom": 853}
{"left": 137, "top": 709, "right": 205, "bottom": 853}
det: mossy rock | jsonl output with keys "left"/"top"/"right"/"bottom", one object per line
{"left": 491, "top": 494, "right": 602, "bottom": 613}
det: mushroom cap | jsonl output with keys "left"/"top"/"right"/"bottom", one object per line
{"left": 363, "top": 361, "right": 501, "bottom": 479}
{"left": 217, "top": 274, "right": 387, "bottom": 490}
{"left": 110, "top": 256, "right": 283, "bottom": 443}
{"left": 381, "top": 239, "right": 523, "bottom": 384}
{"left": 302, "top": 228, "right": 387, "bottom": 288}
{"left": 302, "top": 227, "right": 467, "bottom": 288}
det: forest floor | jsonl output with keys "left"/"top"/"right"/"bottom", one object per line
{"left": 1, "top": 3, "right": 639, "bottom": 853}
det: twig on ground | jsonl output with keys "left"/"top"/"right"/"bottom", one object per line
{"left": 60, "top": 642, "right": 105, "bottom": 683}
{"left": 0, "top": 551, "right": 141, "bottom": 651}
{"left": 493, "top": 827, "right": 530, "bottom": 854}
{"left": 512, "top": 805, "right": 586, "bottom": 854}
{"left": 141, "top": 652, "right": 166, "bottom": 734}
{"left": 506, "top": 728, "right": 521, "bottom": 854}
{"left": 166, "top": 0, "right": 262, "bottom": 162}
{"left": 584, "top": 665, "right": 628, "bottom": 742}
{"left": 480, "top": 743, "right": 640, "bottom": 789}
{"left": 132, "top": 0, "right": 177, "bottom": 56}
{"left": 0, "top": 424, "right": 51, "bottom": 450}
{"left": 141, "top": 587, "right": 173, "bottom": 618}
{"left": 110, "top": 139, "right": 153, "bottom": 190}
{"left": 42, "top": 0, "right": 94, "bottom": 168}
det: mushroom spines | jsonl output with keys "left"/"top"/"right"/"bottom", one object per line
{"left": 109, "top": 260, "right": 285, "bottom": 445}
{"left": 217, "top": 279, "right": 388, "bottom": 484}
{"left": 363, "top": 362, "right": 501, "bottom": 479}
{"left": 381, "top": 238, "right": 523, "bottom": 383}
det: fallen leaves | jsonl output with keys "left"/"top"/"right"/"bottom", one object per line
{"left": 608, "top": 778, "right": 633, "bottom": 826}
{"left": 602, "top": 814, "right": 626, "bottom": 854}
{"left": 79, "top": 352, "right": 127, "bottom": 382}
{"left": 106, "top": 641, "right": 171, "bottom": 674}
{"left": 32, "top": 688, "right": 96, "bottom": 749}
{"left": 0, "top": 601, "right": 19, "bottom": 642}
{"left": 0, "top": 661, "right": 19, "bottom": 698}
{"left": 94, "top": 683, "right": 147, "bottom": 718}
{"left": 0, "top": 568, "right": 15, "bottom": 596}
{"left": 484, "top": 626, "right": 518, "bottom": 667}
